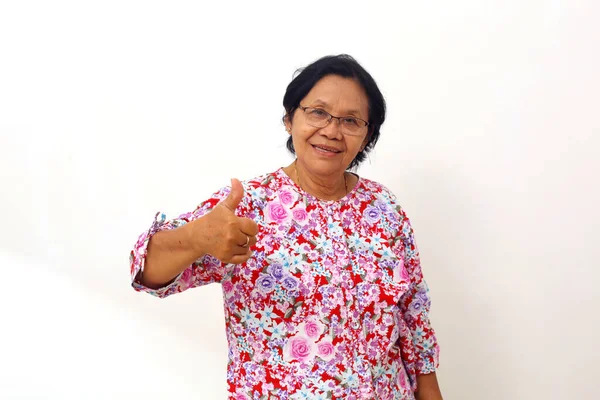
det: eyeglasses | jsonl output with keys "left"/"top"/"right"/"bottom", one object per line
{"left": 298, "top": 105, "right": 369, "bottom": 136}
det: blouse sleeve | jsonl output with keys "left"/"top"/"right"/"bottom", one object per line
{"left": 129, "top": 184, "right": 248, "bottom": 298}
{"left": 397, "top": 208, "right": 441, "bottom": 375}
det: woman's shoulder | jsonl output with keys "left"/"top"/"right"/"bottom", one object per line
{"left": 242, "top": 169, "right": 280, "bottom": 186}
{"left": 239, "top": 168, "right": 285, "bottom": 194}
{"left": 357, "top": 176, "right": 411, "bottom": 220}
{"left": 233, "top": 168, "right": 292, "bottom": 207}
{"left": 358, "top": 176, "right": 398, "bottom": 202}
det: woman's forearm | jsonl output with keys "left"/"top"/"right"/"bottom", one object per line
{"left": 415, "top": 372, "right": 443, "bottom": 400}
{"left": 139, "top": 220, "right": 205, "bottom": 289}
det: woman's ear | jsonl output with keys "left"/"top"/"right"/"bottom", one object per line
{"left": 360, "top": 136, "right": 369, "bottom": 152}
{"left": 283, "top": 114, "right": 292, "bottom": 133}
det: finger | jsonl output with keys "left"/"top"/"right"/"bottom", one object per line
{"left": 230, "top": 230, "right": 249, "bottom": 248}
{"left": 248, "top": 235, "right": 258, "bottom": 248}
{"left": 231, "top": 244, "right": 250, "bottom": 256}
{"left": 221, "top": 178, "right": 244, "bottom": 212}
{"left": 239, "top": 218, "right": 259, "bottom": 236}
{"left": 229, "top": 249, "right": 253, "bottom": 264}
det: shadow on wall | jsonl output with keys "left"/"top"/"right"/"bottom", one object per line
{"left": 391, "top": 164, "right": 518, "bottom": 400}
{"left": 0, "top": 250, "right": 226, "bottom": 399}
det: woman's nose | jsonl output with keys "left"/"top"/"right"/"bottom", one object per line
{"left": 319, "top": 118, "right": 344, "bottom": 139}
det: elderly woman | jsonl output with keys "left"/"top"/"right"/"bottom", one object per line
{"left": 130, "top": 54, "right": 442, "bottom": 399}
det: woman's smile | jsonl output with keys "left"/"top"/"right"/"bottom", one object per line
{"left": 311, "top": 143, "right": 343, "bottom": 157}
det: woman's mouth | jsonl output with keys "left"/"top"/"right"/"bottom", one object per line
{"left": 312, "top": 144, "right": 342, "bottom": 155}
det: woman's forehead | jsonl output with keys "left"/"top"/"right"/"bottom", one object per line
{"left": 302, "top": 75, "right": 369, "bottom": 115}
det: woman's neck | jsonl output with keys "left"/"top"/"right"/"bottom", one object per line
{"left": 285, "top": 160, "right": 349, "bottom": 201}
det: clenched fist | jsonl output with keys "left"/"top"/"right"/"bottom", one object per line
{"left": 193, "top": 178, "right": 259, "bottom": 264}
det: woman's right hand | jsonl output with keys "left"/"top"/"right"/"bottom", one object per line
{"left": 192, "top": 178, "right": 259, "bottom": 264}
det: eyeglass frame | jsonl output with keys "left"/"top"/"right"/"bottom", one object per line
{"left": 297, "top": 105, "right": 370, "bottom": 134}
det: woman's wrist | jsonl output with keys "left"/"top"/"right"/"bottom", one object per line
{"left": 415, "top": 372, "right": 443, "bottom": 400}
{"left": 185, "top": 217, "right": 208, "bottom": 260}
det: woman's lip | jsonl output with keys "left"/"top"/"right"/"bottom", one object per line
{"left": 312, "top": 144, "right": 342, "bottom": 153}
{"left": 312, "top": 144, "right": 342, "bottom": 158}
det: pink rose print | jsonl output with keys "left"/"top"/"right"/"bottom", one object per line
{"left": 283, "top": 333, "right": 315, "bottom": 362}
{"left": 181, "top": 268, "right": 193, "bottom": 285}
{"left": 278, "top": 189, "right": 297, "bottom": 207}
{"left": 291, "top": 206, "right": 309, "bottom": 225}
{"left": 265, "top": 201, "right": 290, "bottom": 224}
{"left": 128, "top": 169, "right": 440, "bottom": 398}
{"left": 316, "top": 340, "right": 335, "bottom": 361}
{"left": 393, "top": 258, "right": 409, "bottom": 283}
{"left": 300, "top": 319, "right": 325, "bottom": 339}
{"left": 222, "top": 281, "right": 234, "bottom": 293}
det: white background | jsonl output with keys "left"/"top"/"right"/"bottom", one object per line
{"left": 1, "top": 1, "right": 599, "bottom": 399}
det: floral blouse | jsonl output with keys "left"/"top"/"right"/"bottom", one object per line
{"left": 130, "top": 168, "right": 440, "bottom": 399}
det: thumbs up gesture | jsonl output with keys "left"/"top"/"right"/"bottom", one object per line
{"left": 194, "top": 179, "right": 259, "bottom": 264}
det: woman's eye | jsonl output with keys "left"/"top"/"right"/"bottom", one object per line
{"left": 343, "top": 117, "right": 359, "bottom": 126}
{"left": 310, "top": 109, "right": 327, "bottom": 117}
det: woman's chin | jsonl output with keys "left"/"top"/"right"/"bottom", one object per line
{"left": 301, "top": 159, "right": 346, "bottom": 177}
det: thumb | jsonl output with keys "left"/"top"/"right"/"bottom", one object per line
{"left": 222, "top": 178, "right": 244, "bottom": 212}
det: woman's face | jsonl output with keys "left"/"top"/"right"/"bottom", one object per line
{"left": 286, "top": 75, "right": 369, "bottom": 178}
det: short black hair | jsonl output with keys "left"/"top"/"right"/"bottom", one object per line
{"left": 283, "top": 54, "right": 386, "bottom": 170}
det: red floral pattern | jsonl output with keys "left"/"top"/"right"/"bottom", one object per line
{"left": 130, "top": 168, "right": 440, "bottom": 399}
